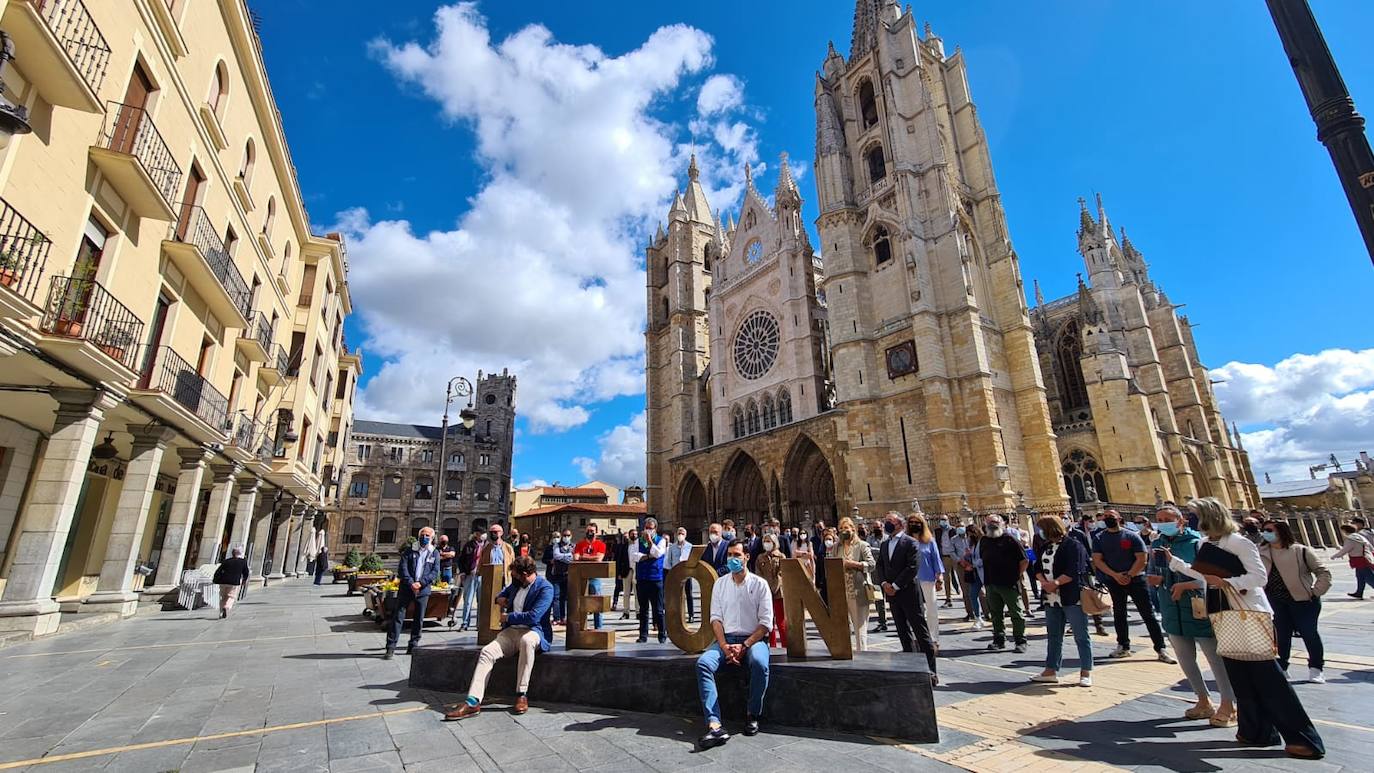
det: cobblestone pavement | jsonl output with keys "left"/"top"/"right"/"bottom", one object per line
{"left": 0, "top": 563, "right": 1369, "bottom": 772}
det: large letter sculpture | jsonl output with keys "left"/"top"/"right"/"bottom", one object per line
{"left": 566, "top": 560, "right": 615, "bottom": 651}
{"left": 779, "top": 556, "right": 853, "bottom": 659}
{"left": 476, "top": 560, "right": 508, "bottom": 646}
{"left": 664, "top": 545, "right": 718, "bottom": 653}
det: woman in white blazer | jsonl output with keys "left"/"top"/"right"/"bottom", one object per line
{"left": 1163, "top": 498, "right": 1324, "bottom": 761}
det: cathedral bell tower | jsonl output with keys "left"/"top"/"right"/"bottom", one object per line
{"left": 811, "top": 1, "right": 1066, "bottom": 511}
{"left": 645, "top": 156, "right": 716, "bottom": 517}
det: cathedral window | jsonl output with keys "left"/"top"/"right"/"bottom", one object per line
{"left": 661, "top": 296, "right": 670, "bottom": 326}
{"left": 746, "top": 400, "right": 760, "bottom": 434}
{"left": 778, "top": 388, "right": 793, "bottom": 424}
{"left": 1056, "top": 320, "right": 1090, "bottom": 413}
{"left": 732, "top": 310, "right": 780, "bottom": 380}
{"left": 762, "top": 394, "right": 777, "bottom": 430}
{"left": 703, "top": 244, "right": 713, "bottom": 272}
{"left": 732, "top": 407, "right": 744, "bottom": 439}
{"left": 866, "top": 145, "right": 886, "bottom": 184}
{"left": 1062, "top": 449, "right": 1109, "bottom": 505}
{"left": 858, "top": 79, "right": 879, "bottom": 129}
{"left": 870, "top": 224, "right": 892, "bottom": 266}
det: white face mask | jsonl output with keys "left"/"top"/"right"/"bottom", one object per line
{"left": 709, "top": 533, "right": 721, "bottom": 544}
{"left": 676, "top": 534, "right": 686, "bottom": 543}
{"left": 824, "top": 539, "right": 836, "bottom": 549}
{"left": 762, "top": 539, "right": 776, "bottom": 552}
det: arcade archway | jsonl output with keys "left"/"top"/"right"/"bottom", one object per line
{"left": 720, "top": 451, "right": 769, "bottom": 526}
{"left": 783, "top": 434, "right": 837, "bottom": 527}
{"left": 677, "top": 472, "right": 708, "bottom": 537}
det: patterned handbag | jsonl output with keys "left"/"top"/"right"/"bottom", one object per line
{"left": 1208, "top": 586, "right": 1277, "bottom": 661}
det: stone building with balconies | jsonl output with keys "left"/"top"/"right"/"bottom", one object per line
{"left": 0, "top": 0, "right": 358, "bottom": 637}
{"left": 333, "top": 370, "right": 517, "bottom": 558}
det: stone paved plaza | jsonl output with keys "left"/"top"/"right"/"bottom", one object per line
{"left": 0, "top": 566, "right": 1370, "bottom": 772}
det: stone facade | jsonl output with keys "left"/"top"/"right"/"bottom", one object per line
{"left": 333, "top": 370, "right": 516, "bottom": 557}
{"left": 1032, "top": 198, "right": 1260, "bottom": 510}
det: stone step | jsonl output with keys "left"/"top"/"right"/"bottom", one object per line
{"left": 55, "top": 611, "right": 120, "bottom": 636}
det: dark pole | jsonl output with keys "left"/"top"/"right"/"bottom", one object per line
{"left": 1266, "top": 0, "right": 1374, "bottom": 263}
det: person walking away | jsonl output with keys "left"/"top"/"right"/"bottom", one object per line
{"left": 1029, "top": 526, "right": 1047, "bottom": 611}
{"left": 443, "top": 556, "right": 554, "bottom": 719}
{"left": 573, "top": 524, "right": 608, "bottom": 629}
{"left": 213, "top": 545, "right": 251, "bottom": 619}
{"left": 696, "top": 539, "right": 773, "bottom": 749}
{"left": 547, "top": 530, "right": 573, "bottom": 625}
{"left": 979, "top": 515, "right": 1028, "bottom": 653}
{"left": 876, "top": 513, "right": 937, "bottom": 683}
{"left": 949, "top": 523, "right": 971, "bottom": 621}
{"left": 1333, "top": 523, "right": 1374, "bottom": 598}
{"left": 666, "top": 527, "right": 696, "bottom": 623}
{"left": 385, "top": 527, "right": 440, "bottom": 659}
{"left": 960, "top": 524, "right": 986, "bottom": 630}
{"left": 1092, "top": 509, "right": 1175, "bottom": 663}
{"left": 754, "top": 532, "right": 788, "bottom": 647}
{"left": 1164, "top": 497, "right": 1325, "bottom": 760}
{"left": 630, "top": 519, "right": 667, "bottom": 644}
{"left": 313, "top": 544, "right": 329, "bottom": 585}
{"left": 829, "top": 519, "right": 875, "bottom": 652}
{"left": 1149, "top": 505, "right": 1236, "bottom": 726}
{"left": 865, "top": 525, "right": 888, "bottom": 633}
{"left": 458, "top": 530, "right": 483, "bottom": 631}
{"left": 1260, "top": 519, "right": 1331, "bottom": 683}
{"left": 934, "top": 517, "right": 961, "bottom": 608}
{"left": 907, "top": 512, "right": 944, "bottom": 651}
{"left": 1031, "top": 517, "right": 1094, "bottom": 687}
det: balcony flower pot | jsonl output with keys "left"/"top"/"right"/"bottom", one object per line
{"left": 0, "top": 268, "right": 16, "bottom": 289}
{"left": 53, "top": 318, "right": 84, "bottom": 337}
{"left": 98, "top": 344, "right": 127, "bottom": 362}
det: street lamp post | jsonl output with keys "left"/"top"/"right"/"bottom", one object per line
{"left": 434, "top": 376, "right": 477, "bottom": 526}
{"left": 1266, "top": 0, "right": 1374, "bottom": 263}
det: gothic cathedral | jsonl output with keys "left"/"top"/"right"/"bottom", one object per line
{"left": 645, "top": 1, "right": 1257, "bottom": 533}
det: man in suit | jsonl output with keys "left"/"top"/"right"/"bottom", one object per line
{"left": 385, "top": 527, "right": 440, "bottom": 659}
{"left": 444, "top": 556, "right": 554, "bottom": 719}
{"left": 876, "top": 512, "right": 937, "bottom": 682}
{"left": 702, "top": 522, "right": 730, "bottom": 576}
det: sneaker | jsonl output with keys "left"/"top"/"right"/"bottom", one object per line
{"left": 743, "top": 717, "right": 760, "bottom": 736}
{"left": 987, "top": 641, "right": 1005, "bottom": 651}
{"left": 699, "top": 726, "right": 730, "bottom": 750}
{"left": 1078, "top": 674, "right": 1093, "bottom": 688}
{"left": 382, "top": 647, "right": 394, "bottom": 660}
{"left": 1109, "top": 646, "right": 1132, "bottom": 659}
{"left": 635, "top": 637, "right": 647, "bottom": 644}
{"left": 1013, "top": 643, "right": 1027, "bottom": 654}
{"left": 1347, "top": 592, "right": 1363, "bottom": 599}
{"left": 1030, "top": 673, "right": 1059, "bottom": 684}
{"left": 1309, "top": 668, "right": 1326, "bottom": 684}
{"left": 971, "top": 620, "right": 984, "bottom": 631}
{"left": 1157, "top": 649, "right": 1177, "bottom": 665}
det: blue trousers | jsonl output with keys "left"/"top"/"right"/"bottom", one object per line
{"left": 1044, "top": 604, "right": 1094, "bottom": 673}
{"left": 588, "top": 577, "right": 603, "bottom": 629}
{"left": 1273, "top": 597, "right": 1323, "bottom": 671}
{"left": 551, "top": 576, "right": 568, "bottom": 621}
{"left": 696, "top": 636, "right": 769, "bottom": 725}
{"left": 461, "top": 574, "right": 481, "bottom": 627}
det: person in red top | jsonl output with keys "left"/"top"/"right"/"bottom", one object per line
{"left": 574, "top": 523, "right": 608, "bottom": 630}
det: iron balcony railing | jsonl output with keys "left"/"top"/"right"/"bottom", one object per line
{"left": 35, "top": 0, "right": 112, "bottom": 97}
{"left": 172, "top": 204, "right": 252, "bottom": 318}
{"left": 40, "top": 276, "right": 145, "bottom": 373}
{"left": 98, "top": 102, "right": 182, "bottom": 210}
{"left": 240, "top": 310, "right": 273, "bottom": 352}
{"left": 229, "top": 411, "right": 272, "bottom": 465}
{"left": 264, "top": 342, "right": 289, "bottom": 374}
{"left": 139, "top": 345, "right": 229, "bottom": 431}
{"left": 0, "top": 198, "right": 54, "bottom": 303}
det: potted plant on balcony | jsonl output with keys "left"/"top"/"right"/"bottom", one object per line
{"left": 0, "top": 234, "right": 43, "bottom": 289}
{"left": 96, "top": 320, "right": 136, "bottom": 364}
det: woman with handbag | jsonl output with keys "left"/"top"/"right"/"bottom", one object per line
{"left": 1163, "top": 497, "right": 1324, "bottom": 760}
{"left": 1030, "top": 516, "right": 1094, "bottom": 687}
{"left": 829, "top": 519, "right": 876, "bottom": 652}
{"left": 1150, "top": 505, "right": 1236, "bottom": 726}
{"left": 907, "top": 512, "right": 945, "bottom": 651}
{"left": 1333, "top": 523, "right": 1374, "bottom": 598}
{"left": 960, "top": 524, "right": 987, "bottom": 630}
{"left": 1260, "top": 520, "right": 1331, "bottom": 683}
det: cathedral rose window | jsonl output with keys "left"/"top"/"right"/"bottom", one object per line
{"left": 745, "top": 239, "right": 764, "bottom": 265}
{"left": 733, "top": 310, "right": 780, "bottom": 380}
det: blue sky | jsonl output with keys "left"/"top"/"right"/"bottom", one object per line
{"left": 255, "top": 1, "right": 1374, "bottom": 487}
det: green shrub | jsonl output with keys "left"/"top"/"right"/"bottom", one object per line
{"left": 360, "top": 553, "right": 384, "bottom": 573}
{"left": 344, "top": 548, "right": 361, "bottom": 568}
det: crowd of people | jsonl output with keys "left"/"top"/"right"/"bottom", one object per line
{"left": 347, "top": 500, "right": 1371, "bottom": 760}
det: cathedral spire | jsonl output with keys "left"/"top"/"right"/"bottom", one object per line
{"left": 1095, "top": 192, "right": 1113, "bottom": 238}
{"left": 775, "top": 151, "right": 801, "bottom": 210}
{"left": 688, "top": 152, "right": 699, "bottom": 181}
{"left": 1077, "top": 197, "right": 1095, "bottom": 235}
{"left": 1033, "top": 278, "right": 1045, "bottom": 307}
{"left": 668, "top": 189, "right": 687, "bottom": 222}
{"left": 682, "top": 153, "right": 714, "bottom": 224}
{"left": 1233, "top": 422, "right": 1245, "bottom": 450}
{"left": 850, "top": 0, "right": 883, "bottom": 60}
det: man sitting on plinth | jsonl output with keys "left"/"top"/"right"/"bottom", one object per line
{"left": 444, "top": 556, "right": 554, "bottom": 720}
{"left": 696, "top": 539, "right": 773, "bottom": 749}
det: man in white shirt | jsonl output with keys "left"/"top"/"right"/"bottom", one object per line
{"left": 696, "top": 539, "right": 773, "bottom": 750}
{"left": 665, "top": 527, "right": 697, "bottom": 623}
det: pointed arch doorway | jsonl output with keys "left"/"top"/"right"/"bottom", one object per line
{"left": 783, "top": 434, "right": 837, "bottom": 528}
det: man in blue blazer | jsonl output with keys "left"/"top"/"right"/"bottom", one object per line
{"left": 385, "top": 527, "right": 440, "bottom": 659}
{"left": 702, "top": 522, "right": 730, "bottom": 576}
{"left": 444, "top": 556, "right": 553, "bottom": 719}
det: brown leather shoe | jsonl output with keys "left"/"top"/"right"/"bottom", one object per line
{"left": 443, "top": 703, "right": 481, "bottom": 721}
{"left": 513, "top": 696, "right": 528, "bottom": 715}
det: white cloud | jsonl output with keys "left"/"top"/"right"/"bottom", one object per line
{"left": 573, "top": 413, "right": 646, "bottom": 488}
{"left": 346, "top": 4, "right": 761, "bottom": 433}
{"left": 696, "top": 73, "right": 743, "bottom": 115}
{"left": 1212, "top": 348, "right": 1374, "bottom": 481}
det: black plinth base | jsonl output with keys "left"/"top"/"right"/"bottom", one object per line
{"left": 409, "top": 642, "right": 938, "bottom": 743}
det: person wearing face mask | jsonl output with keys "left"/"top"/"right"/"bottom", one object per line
{"left": 810, "top": 516, "right": 829, "bottom": 596}
{"left": 1259, "top": 520, "right": 1331, "bottom": 684}
{"left": 443, "top": 556, "right": 554, "bottom": 720}
{"left": 458, "top": 529, "right": 484, "bottom": 631}
{"left": 828, "top": 518, "right": 876, "bottom": 652}
{"left": 865, "top": 525, "right": 888, "bottom": 634}
{"left": 876, "top": 512, "right": 937, "bottom": 680}
{"left": 629, "top": 518, "right": 667, "bottom": 644}
{"left": 573, "top": 523, "right": 608, "bottom": 630}
{"left": 907, "top": 513, "right": 945, "bottom": 651}
{"left": 1091, "top": 509, "right": 1174, "bottom": 662}
{"left": 437, "top": 535, "right": 456, "bottom": 584}
{"left": 933, "top": 517, "right": 962, "bottom": 608}
{"left": 749, "top": 517, "right": 791, "bottom": 571}
{"left": 978, "top": 515, "right": 1029, "bottom": 653}
{"left": 959, "top": 524, "right": 986, "bottom": 630}
{"left": 703, "top": 522, "right": 730, "bottom": 577}
{"left": 666, "top": 527, "right": 697, "bottom": 623}
{"left": 1241, "top": 516, "right": 1264, "bottom": 546}
{"left": 792, "top": 527, "right": 816, "bottom": 581}
{"left": 753, "top": 529, "right": 788, "bottom": 647}
{"left": 1149, "top": 504, "right": 1236, "bottom": 726}
{"left": 695, "top": 540, "right": 773, "bottom": 749}
{"left": 1069, "top": 514, "right": 1109, "bottom": 637}
{"left": 385, "top": 527, "right": 441, "bottom": 659}
{"left": 547, "top": 531, "right": 574, "bottom": 626}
